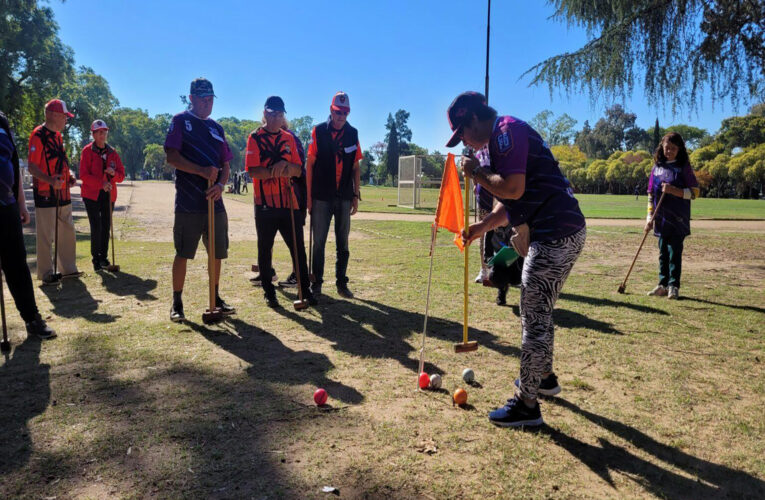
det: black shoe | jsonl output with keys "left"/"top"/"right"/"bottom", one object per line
{"left": 25, "top": 316, "right": 57, "bottom": 340}
{"left": 337, "top": 284, "right": 354, "bottom": 299}
{"left": 310, "top": 283, "right": 322, "bottom": 297}
{"left": 250, "top": 269, "right": 278, "bottom": 286}
{"left": 41, "top": 273, "right": 62, "bottom": 286}
{"left": 488, "top": 396, "right": 543, "bottom": 428}
{"left": 93, "top": 260, "right": 103, "bottom": 272}
{"left": 62, "top": 271, "right": 83, "bottom": 279}
{"left": 99, "top": 257, "right": 111, "bottom": 267}
{"left": 170, "top": 302, "right": 185, "bottom": 322}
{"left": 496, "top": 286, "right": 507, "bottom": 306}
{"left": 278, "top": 272, "right": 298, "bottom": 288}
{"left": 265, "top": 293, "right": 280, "bottom": 309}
{"left": 215, "top": 297, "right": 236, "bottom": 315}
{"left": 305, "top": 292, "right": 318, "bottom": 306}
{"left": 513, "top": 373, "right": 561, "bottom": 397}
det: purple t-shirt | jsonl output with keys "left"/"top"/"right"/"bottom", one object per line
{"left": 164, "top": 111, "right": 233, "bottom": 214}
{"left": 0, "top": 129, "right": 17, "bottom": 206}
{"left": 647, "top": 161, "right": 698, "bottom": 237}
{"left": 476, "top": 116, "right": 585, "bottom": 242}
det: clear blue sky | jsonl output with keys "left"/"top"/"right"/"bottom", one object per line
{"left": 51, "top": 0, "right": 752, "bottom": 153}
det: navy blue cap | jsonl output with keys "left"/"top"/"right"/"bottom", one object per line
{"left": 264, "top": 96, "right": 286, "bottom": 113}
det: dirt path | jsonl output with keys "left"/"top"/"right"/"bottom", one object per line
{"left": 110, "top": 181, "right": 765, "bottom": 242}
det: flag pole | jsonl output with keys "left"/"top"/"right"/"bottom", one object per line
{"left": 455, "top": 174, "right": 478, "bottom": 353}
{"left": 417, "top": 223, "right": 438, "bottom": 391}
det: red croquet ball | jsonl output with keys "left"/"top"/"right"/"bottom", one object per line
{"left": 418, "top": 372, "right": 431, "bottom": 389}
{"left": 314, "top": 388, "right": 328, "bottom": 406}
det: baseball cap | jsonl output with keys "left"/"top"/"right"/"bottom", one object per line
{"left": 264, "top": 96, "right": 286, "bottom": 113}
{"left": 330, "top": 92, "right": 350, "bottom": 112}
{"left": 45, "top": 99, "right": 74, "bottom": 118}
{"left": 91, "top": 119, "right": 109, "bottom": 132}
{"left": 445, "top": 91, "right": 486, "bottom": 147}
{"left": 190, "top": 77, "right": 216, "bottom": 97}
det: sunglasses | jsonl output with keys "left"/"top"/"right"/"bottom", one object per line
{"left": 332, "top": 110, "right": 349, "bottom": 116}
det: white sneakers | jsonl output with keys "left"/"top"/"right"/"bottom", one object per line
{"left": 648, "top": 284, "right": 679, "bottom": 299}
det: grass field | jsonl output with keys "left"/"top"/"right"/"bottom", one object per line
{"left": 225, "top": 186, "right": 765, "bottom": 219}
{"left": 1, "top": 200, "right": 763, "bottom": 498}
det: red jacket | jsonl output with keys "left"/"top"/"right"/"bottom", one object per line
{"left": 79, "top": 142, "right": 125, "bottom": 202}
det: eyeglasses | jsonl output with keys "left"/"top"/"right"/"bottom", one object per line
{"left": 332, "top": 110, "right": 349, "bottom": 116}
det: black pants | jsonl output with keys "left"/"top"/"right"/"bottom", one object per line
{"left": 84, "top": 191, "right": 112, "bottom": 262}
{"left": 0, "top": 203, "right": 39, "bottom": 322}
{"left": 255, "top": 205, "right": 309, "bottom": 297}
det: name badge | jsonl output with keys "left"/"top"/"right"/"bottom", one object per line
{"left": 344, "top": 145, "right": 357, "bottom": 154}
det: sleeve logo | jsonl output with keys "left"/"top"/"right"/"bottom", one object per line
{"left": 497, "top": 132, "right": 511, "bottom": 153}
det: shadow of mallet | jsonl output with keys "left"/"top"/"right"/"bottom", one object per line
{"left": 1, "top": 263, "right": 10, "bottom": 353}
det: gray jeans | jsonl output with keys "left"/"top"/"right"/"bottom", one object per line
{"left": 311, "top": 197, "right": 351, "bottom": 286}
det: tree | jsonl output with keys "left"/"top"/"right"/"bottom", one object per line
{"left": 652, "top": 118, "right": 662, "bottom": 153}
{"left": 287, "top": 115, "right": 314, "bottom": 149}
{"left": 108, "top": 108, "right": 162, "bottom": 179}
{"left": 1, "top": 0, "right": 75, "bottom": 121}
{"left": 218, "top": 117, "right": 261, "bottom": 172}
{"left": 60, "top": 66, "right": 119, "bottom": 151}
{"left": 384, "top": 113, "right": 400, "bottom": 179}
{"left": 525, "top": 1, "right": 765, "bottom": 111}
{"left": 360, "top": 150, "right": 375, "bottom": 184}
{"left": 575, "top": 105, "right": 642, "bottom": 159}
{"left": 143, "top": 143, "right": 169, "bottom": 179}
{"left": 664, "top": 124, "right": 709, "bottom": 149}
{"left": 530, "top": 110, "right": 578, "bottom": 145}
{"left": 717, "top": 114, "right": 765, "bottom": 151}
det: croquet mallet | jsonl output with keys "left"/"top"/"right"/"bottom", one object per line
{"left": 287, "top": 182, "right": 309, "bottom": 310}
{"left": 104, "top": 170, "right": 120, "bottom": 272}
{"left": 1, "top": 262, "right": 10, "bottom": 353}
{"left": 455, "top": 172, "right": 478, "bottom": 353}
{"left": 50, "top": 182, "right": 63, "bottom": 282}
{"left": 308, "top": 213, "right": 315, "bottom": 283}
{"left": 202, "top": 178, "right": 223, "bottom": 324}
{"left": 617, "top": 191, "right": 666, "bottom": 294}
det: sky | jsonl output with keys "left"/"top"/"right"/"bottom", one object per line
{"left": 50, "top": 0, "right": 753, "bottom": 154}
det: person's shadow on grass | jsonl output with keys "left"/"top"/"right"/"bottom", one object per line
{"left": 98, "top": 269, "right": 158, "bottom": 302}
{"left": 679, "top": 295, "right": 765, "bottom": 315}
{"left": 542, "top": 397, "right": 765, "bottom": 499}
{"left": 0, "top": 336, "right": 50, "bottom": 474}
{"left": 506, "top": 303, "right": 624, "bottom": 335}
{"left": 39, "top": 278, "right": 118, "bottom": 323}
{"left": 182, "top": 317, "right": 363, "bottom": 405}
{"left": 269, "top": 293, "right": 521, "bottom": 376}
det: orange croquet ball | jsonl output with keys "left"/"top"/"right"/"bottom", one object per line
{"left": 418, "top": 372, "right": 431, "bottom": 390}
{"left": 453, "top": 388, "right": 468, "bottom": 406}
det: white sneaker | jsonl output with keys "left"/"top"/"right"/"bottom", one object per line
{"left": 474, "top": 268, "right": 487, "bottom": 283}
{"left": 647, "top": 285, "right": 668, "bottom": 296}
{"left": 667, "top": 286, "right": 679, "bottom": 300}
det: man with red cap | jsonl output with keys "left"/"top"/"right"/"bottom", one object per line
{"left": 27, "top": 99, "right": 82, "bottom": 284}
{"left": 79, "top": 119, "right": 125, "bottom": 271}
{"left": 306, "top": 92, "right": 362, "bottom": 300}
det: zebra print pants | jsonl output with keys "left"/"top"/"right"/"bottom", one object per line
{"left": 517, "top": 227, "right": 586, "bottom": 400}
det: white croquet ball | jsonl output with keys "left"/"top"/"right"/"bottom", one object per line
{"left": 462, "top": 368, "right": 475, "bottom": 383}
{"left": 429, "top": 373, "right": 442, "bottom": 390}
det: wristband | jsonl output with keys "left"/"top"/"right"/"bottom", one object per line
{"left": 215, "top": 182, "right": 223, "bottom": 190}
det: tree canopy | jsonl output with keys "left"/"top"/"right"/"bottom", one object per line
{"left": 526, "top": 1, "right": 765, "bottom": 111}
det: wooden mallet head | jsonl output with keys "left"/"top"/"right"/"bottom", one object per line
{"left": 454, "top": 341, "right": 478, "bottom": 353}
{"left": 202, "top": 308, "right": 224, "bottom": 325}
{"left": 293, "top": 299, "right": 309, "bottom": 311}
{"left": 105, "top": 264, "right": 120, "bottom": 273}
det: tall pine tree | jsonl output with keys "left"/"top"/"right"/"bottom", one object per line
{"left": 385, "top": 114, "right": 400, "bottom": 180}
{"left": 653, "top": 118, "right": 661, "bottom": 153}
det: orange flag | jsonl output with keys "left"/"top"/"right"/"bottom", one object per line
{"left": 434, "top": 153, "right": 465, "bottom": 250}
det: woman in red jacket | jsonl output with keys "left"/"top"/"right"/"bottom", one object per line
{"left": 80, "top": 119, "right": 125, "bottom": 271}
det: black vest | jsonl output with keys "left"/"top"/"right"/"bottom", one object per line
{"left": 312, "top": 121, "right": 358, "bottom": 201}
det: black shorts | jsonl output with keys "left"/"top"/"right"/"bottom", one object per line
{"left": 173, "top": 211, "right": 229, "bottom": 259}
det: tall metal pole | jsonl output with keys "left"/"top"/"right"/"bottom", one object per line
{"left": 485, "top": 0, "right": 491, "bottom": 100}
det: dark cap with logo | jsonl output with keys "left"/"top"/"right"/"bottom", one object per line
{"left": 190, "top": 78, "right": 216, "bottom": 97}
{"left": 445, "top": 91, "right": 486, "bottom": 147}
{"left": 264, "top": 96, "right": 286, "bottom": 113}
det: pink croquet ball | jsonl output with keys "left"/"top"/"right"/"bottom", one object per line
{"left": 418, "top": 372, "right": 431, "bottom": 390}
{"left": 314, "top": 388, "right": 328, "bottom": 406}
